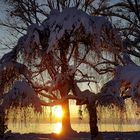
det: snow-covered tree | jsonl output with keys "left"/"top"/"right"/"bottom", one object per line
{"left": 0, "top": 1, "right": 140, "bottom": 140}
{"left": 0, "top": 7, "right": 123, "bottom": 138}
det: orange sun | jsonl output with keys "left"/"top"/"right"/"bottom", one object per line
{"left": 54, "top": 122, "right": 62, "bottom": 134}
{"left": 53, "top": 106, "right": 63, "bottom": 134}
{"left": 54, "top": 106, "right": 63, "bottom": 119}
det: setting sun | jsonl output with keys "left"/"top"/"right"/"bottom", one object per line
{"left": 54, "top": 106, "right": 63, "bottom": 119}
{"left": 54, "top": 122, "right": 62, "bottom": 134}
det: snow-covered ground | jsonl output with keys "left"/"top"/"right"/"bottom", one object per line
{"left": 1, "top": 132, "right": 140, "bottom": 140}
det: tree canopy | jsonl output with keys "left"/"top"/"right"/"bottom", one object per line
{"left": 0, "top": 7, "right": 123, "bottom": 111}
{"left": 0, "top": 0, "right": 140, "bottom": 139}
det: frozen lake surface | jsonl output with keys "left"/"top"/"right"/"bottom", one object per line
{"left": 8, "top": 122, "right": 140, "bottom": 134}
{"left": 1, "top": 122, "right": 139, "bottom": 140}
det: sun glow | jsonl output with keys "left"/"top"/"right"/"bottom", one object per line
{"left": 52, "top": 106, "right": 63, "bottom": 134}
{"left": 54, "top": 106, "right": 63, "bottom": 119}
{"left": 54, "top": 122, "right": 62, "bottom": 134}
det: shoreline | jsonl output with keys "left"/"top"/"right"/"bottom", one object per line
{"left": 1, "top": 131, "right": 140, "bottom": 140}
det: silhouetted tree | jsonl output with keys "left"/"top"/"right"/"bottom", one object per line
{"left": 0, "top": 1, "right": 140, "bottom": 140}
{"left": 0, "top": 7, "right": 122, "bottom": 139}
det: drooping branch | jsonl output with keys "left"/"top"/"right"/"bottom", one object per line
{"left": 38, "top": 92, "right": 57, "bottom": 100}
{"left": 72, "top": 80, "right": 97, "bottom": 105}
{"left": 40, "top": 94, "right": 79, "bottom": 106}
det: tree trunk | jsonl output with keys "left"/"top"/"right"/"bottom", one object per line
{"left": 87, "top": 104, "right": 98, "bottom": 140}
{"left": 61, "top": 100, "right": 73, "bottom": 135}
{"left": 59, "top": 43, "right": 75, "bottom": 135}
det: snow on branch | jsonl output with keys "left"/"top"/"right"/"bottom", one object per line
{"left": 23, "top": 24, "right": 44, "bottom": 54}
{"left": 72, "top": 81, "right": 97, "bottom": 105}
{"left": 19, "top": 7, "right": 122, "bottom": 58}
{"left": 0, "top": 61, "right": 32, "bottom": 86}
{"left": 99, "top": 64, "right": 140, "bottom": 107}
{"left": 2, "top": 80, "right": 42, "bottom": 112}
{"left": 43, "top": 7, "right": 122, "bottom": 53}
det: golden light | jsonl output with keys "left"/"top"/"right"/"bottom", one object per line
{"left": 54, "top": 106, "right": 63, "bottom": 119}
{"left": 54, "top": 122, "right": 62, "bottom": 134}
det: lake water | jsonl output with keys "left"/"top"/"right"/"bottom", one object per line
{"left": 8, "top": 122, "right": 140, "bottom": 134}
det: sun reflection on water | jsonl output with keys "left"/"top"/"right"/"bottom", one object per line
{"left": 54, "top": 122, "right": 62, "bottom": 134}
